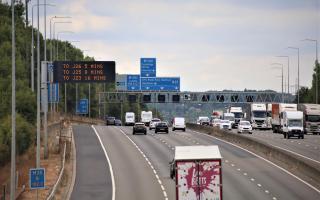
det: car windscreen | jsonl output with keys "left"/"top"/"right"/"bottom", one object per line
{"left": 288, "top": 119, "right": 302, "bottom": 127}
{"left": 233, "top": 112, "right": 244, "bottom": 118}
{"left": 253, "top": 111, "right": 266, "bottom": 118}
{"left": 240, "top": 121, "right": 250, "bottom": 126}
{"left": 306, "top": 115, "right": 320, "bottom": 122}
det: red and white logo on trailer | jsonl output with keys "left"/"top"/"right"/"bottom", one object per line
{"left": 176, "top": 160, "right": 222, "bottom": 200}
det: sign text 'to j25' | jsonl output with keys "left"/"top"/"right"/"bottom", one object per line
{"left": 53, "top": 61, "right": 115, "bottom": 83}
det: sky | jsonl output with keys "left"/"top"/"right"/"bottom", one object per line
{"left": 20, "top": 0, "right": 320, "bottom": 92}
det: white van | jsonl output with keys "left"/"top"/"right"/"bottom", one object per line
{"left": 172, "top": 117, "right": 186, "bottom": 131}
{"left": 125, "top": 112, "right": 135, "bottom": 126}
{"left": 141, "top": 111, "right": 153, "bottom": 126}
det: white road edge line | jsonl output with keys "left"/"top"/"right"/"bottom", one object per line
{"left": 117, "top": 127, "right": 168, "bottom": 200}
{"left": 92, "top": 125, "right": 116, "bottom": 200}
{"left": 192, "top": 130, "right": 320, "bottom": 194}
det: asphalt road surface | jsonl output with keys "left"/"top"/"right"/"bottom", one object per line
{"left": 71, "top": 125, "right": 113, "bottom": 200}
{"left": 72, "top": 124, "right": 320, "bottom": 200}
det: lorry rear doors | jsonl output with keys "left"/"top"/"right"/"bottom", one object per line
{"left": 176, "top": 160, "right": 222, "bottom": 200}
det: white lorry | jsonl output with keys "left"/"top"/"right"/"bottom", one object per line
{"left": 125, "top": 112, "right": 135, "bottom": 126}
{"left": 223, "top": 112, "right": 235, "bottom": 127}
{"left": 141, "top": 111, "right": 153, "bottom": 126}
{"left": 282, "top": 111, "right": 304, "bottom": 139}
{"left": 271, "top": 103, "right": 297, "bottom": 133}
{"left": 250, "top": 103, "right": 267, "bottom": 129}
{"left": 170, "top": 146, "right": 222, "bottom": 200}
{"left": 266, "top": 104, "right": 273, "bottom": 129}
{"left": 298, "top": 104, "right": 320, "bottom": 135}
{"left": 228, "top": 107, "right": 244, "bottom": 128}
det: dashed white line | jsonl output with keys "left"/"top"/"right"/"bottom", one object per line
{"left": 191, "top": 130, "right": 320, "bottom": 194}
{"left": 117, "top": 128, "right": 168, "bottom": 200}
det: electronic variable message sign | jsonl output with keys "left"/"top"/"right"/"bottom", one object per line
{"left": 53, "top": 61, "right": 115, "bottom": 83}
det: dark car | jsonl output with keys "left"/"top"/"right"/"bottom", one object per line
{"left": 115, "top": 119, "right": 122, "bottom": 126}
{"left": 106, "top": 117, "right": 116, "bottom": 126}
{"left": 155, "top": 122, "right": 169, "bottom": 134}
{"left": 133, "top": 122, "right": 147, "bottom": 135}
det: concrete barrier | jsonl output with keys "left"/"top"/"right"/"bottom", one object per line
{"left": 187, "top": 123, "right": 320, "bottom": 190}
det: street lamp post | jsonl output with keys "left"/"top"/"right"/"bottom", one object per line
{"left": 288, "top": 47, "right": 300, "bottom": 104}
{"left": 10, "top": 1, "right": 16, "bottom": 199}
{"left": 83, "top": 50, "right": 91, "bottom": 117}
{"left": 31, "top": 3, "right": 55, "bottom": 92}
{"left": 56, "top": 31, "right": 74, "bottom": 61}
{"left": 64, "top": 40, "right": 80, "bottom": 113}
{"left": 49, "top": 16, "right": 71, "bottom": 61}
{"left": 302, "top": 39, "right": 318, "bottom": 104}
{"left": 276, "top": 55, "right": 290, "bottom": 96}
{"left": 271, "top": 63, "right": 284, "bottom": 103}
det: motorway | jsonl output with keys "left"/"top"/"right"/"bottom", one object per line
{"left": 71, "top": 124, "right": 320, "bottom": 200}
{"left": 230, "top": 128, "right": 320, "bottom": 166}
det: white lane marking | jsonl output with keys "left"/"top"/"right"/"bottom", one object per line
{"left": 265, "top": 190, "right": 269, "bottom": 194}
{"left": 257, "top": 184, "right": 262, "bottom": 187}
{"left": 191, "top": 130, "right": 320, "bottom": 194}
{"left": 92, "top": 125, "right": 116, "bottom": 200}
{"left": 251, "top": 178, "right": 255, "bottom": 182}
{"left": 117, "top": 128, "right": 168, "bottom": 200}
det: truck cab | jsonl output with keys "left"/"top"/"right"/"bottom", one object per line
{"left": 223, "top": 113, "right": 235, "bottom": 127}
{"left": 298, "top": 104, "right": 320, "bottom": 135}
{"left": 229, "top": 107, "right": 244, "bottom": 128}
{"left": 282, "top": 111, "right": 304, "bottom": 139}
{"left": 250, "top": 103, "right": 267, "bottom": 129}
{"left": 170, "top": 146, "right": 222, "bottom": 200}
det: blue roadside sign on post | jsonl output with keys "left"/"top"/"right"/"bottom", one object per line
{"left": 48, "top": 83, "right": 59, "bottom": 103}
{"left": 77, "top": 99, "right": 88, "bottom": 114}
{"left": 140, "top": 58, "right": 156, "bottom": 77}
{"left": 141, "top": 77, "right": 180, "bottom": 91}
{"left": 29, "top": 168, "right": 45, "bottom": 189}
{"left": 127, "top": 75, "right": 141, "bottom": 91}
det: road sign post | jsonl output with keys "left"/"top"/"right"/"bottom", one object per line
{"left": 29, "top": 168, "right": 45, "bottom": 190}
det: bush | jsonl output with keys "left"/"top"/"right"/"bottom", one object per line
{"left": 0, "top": 114, "right": 35, "bottom": 166}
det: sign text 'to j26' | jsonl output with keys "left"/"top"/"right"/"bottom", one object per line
{"left": 53, "top": 61, "right": 115, "bottom": 83}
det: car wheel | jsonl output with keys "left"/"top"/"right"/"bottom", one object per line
{"left": 133, "top": 132, "right": 135, "bottom": 135}
{"left": 301, "top": 135, "right": 304, "bottom": 139}
{"left": 144, "top": 131, "right": 147, "bottom": 135}
{"left": 249, "top": 132, "right": 252, "bottom": 134}
{"left": 183, "top": 128, "right": 186, "bottom": 132}
{"left": 283, "top": 133, "right": 286, "bottom": 139}
{"left": 172, "top": 128, "right": 175, "bottom": 131}
{"left": 155, "top": 130, "right": 157, "bottom": 134}
{"left": 166, "top": 131, "right": 169, "bottom": 134}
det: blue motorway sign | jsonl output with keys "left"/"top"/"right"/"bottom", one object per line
{"left": 48, "top": 83, "right": 59, "bottom": 103}
{"left": 29, "top": 168, "right": 45, "bottom": 189}
{"left": 141, "top": 77, "right": 180, "bottom": 91}
{"left": 127, "top": 75, "right": 141, "bottom": 91}
{"left": 140, "top": 58, "right": 156, "bottom": 77}
{"left": 77, "top": 99, "right": 88, "bottom": 114}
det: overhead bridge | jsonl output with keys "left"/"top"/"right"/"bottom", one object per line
{"left": 98, "top": 91, "right": 294, "bottom": 104}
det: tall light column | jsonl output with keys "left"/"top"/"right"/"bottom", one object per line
{"left": 276, "top": 55, "right": 290, "bottom": 95}
{"left": 31, "top": 3, "right": 54, "bottom": 92}
{"left": 64, "top": 40, "right": 80, "bottom": 113}
{"left": 288, "top": 47, "right": 300, "bottom": 104}
{"left": 10, "top": 1, "right": 16, "bottom": 199}
{"left": 302, "top": 39, "right": 318, "bottom": 104}
{"left": 271, "top": 63, "right": 284, "bottom": 103}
